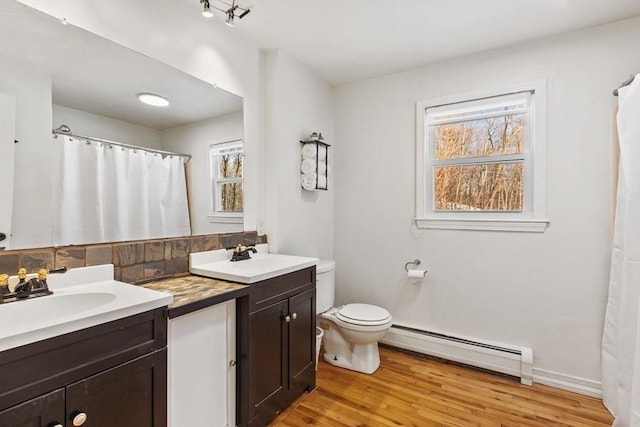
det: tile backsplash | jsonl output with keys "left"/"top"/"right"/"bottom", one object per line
{"left": 0, "top": 232, "right": 267, "bottom": 285}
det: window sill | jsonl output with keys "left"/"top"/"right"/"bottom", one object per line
{"left": 415, "top": 217, "right": 549, "bottom": 233}
{"left": 207, "top": 215, "right": 243, "bottom": 224}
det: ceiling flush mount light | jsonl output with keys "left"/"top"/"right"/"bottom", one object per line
{"left": 137, "top": 93, "right": 170, "bottom": 107}
{"left": 199, "top": 0, "right": 250, "bottom": 26}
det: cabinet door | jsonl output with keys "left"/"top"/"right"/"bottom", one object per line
{"left": 168, "top": 300, "right": 235, "bottom": 427}
{"left": 0, "top": 389, "right": 64, "bottom": 427}
{"left": 66, "top": 350, "right": 167, "bottom": 427}
{"left": 249, "top": 299, "right": 288, "bottom": 424}
{"left": 288, "top": 287, "right": 316, "bottom": 395}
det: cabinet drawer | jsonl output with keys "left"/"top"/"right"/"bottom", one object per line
{"left": 249, "top": 267, "right": 315, "bottom": 313}
{"left": 0, "top": 388, "right": 64, "bottom": 427}
{"left": 0, "top": 308, "right": 166, "bottom": 410}
{"left": 66, "top": 349, "right": 167, "bottom": 427}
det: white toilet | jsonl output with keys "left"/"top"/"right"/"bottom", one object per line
{"left": 316, "top": 260, "right": 392, "bottom": 374}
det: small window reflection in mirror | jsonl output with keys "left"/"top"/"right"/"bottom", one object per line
{"left": 209, "top": 140, "right": 243, "bottom": 223}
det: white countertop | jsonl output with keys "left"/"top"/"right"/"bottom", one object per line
{"left": 189, "top": 244, "right": 318, "bottom": 284}
{"left": 0, "top": 264, "right": 172, "bottom": 352}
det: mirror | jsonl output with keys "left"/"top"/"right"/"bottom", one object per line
{"left": 0, "top": 1, "right": 244, "bottom": 250}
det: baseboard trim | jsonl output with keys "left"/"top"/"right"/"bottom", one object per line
{"left": 382, "top": 325, "right": 533, "bottom": 385}
{"left": 381, "top": 325, "right": 603, "bottom": 398}
{"left": 533, "top": 368, "right": 602, "bottom": 398}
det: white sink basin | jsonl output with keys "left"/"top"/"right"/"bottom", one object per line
{"left": 190, "top": 245, "right": 318, "bottom": 283}
{"left": 3, "top": 292, "right": 118, "bottom": 325}
{"left": 0, "top": 265, "right": 173, "bottom": 352}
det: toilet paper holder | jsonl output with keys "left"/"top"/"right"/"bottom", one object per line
{"left": 404, "top": 259, "right": 427, "bottom": 277}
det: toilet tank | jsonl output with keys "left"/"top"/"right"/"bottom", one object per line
{"left": 315, "top": 259, "right": 335, "bottom": 313}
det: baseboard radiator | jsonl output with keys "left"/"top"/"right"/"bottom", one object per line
{"left": 381, "top": 325, "right": 533, "bottom": 385}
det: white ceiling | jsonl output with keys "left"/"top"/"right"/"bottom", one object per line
{"left": 2, "top": 1, "right": 243, "bottom": 131}
{"left": 5, "top": 0, "right": 640, "bottom": 127}
{"left": 228, "top": 0, "right": 640, "bottom": 85}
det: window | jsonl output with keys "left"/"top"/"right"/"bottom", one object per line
{"left": 415, "top": 81, "right": 548, "bottom": 232}
{"left": 209, "top": 140, "right": 243, "bottom": 223}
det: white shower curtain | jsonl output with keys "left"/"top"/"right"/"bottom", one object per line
{"left": 603, "top": 73, "right": 640, "bottom": 427}
{"left": 52, "top": 136, "right": 191, "bottom": 245}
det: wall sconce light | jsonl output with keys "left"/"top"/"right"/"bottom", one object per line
{"left": 200, "top": 0, "right": 251, "bottom": 26}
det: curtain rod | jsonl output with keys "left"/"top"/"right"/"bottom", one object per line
{"left": 613, "top": 72, "right": 638, "bottom": 96}
{"left": 51, "top": 124, "right": 192, "bottom": 161}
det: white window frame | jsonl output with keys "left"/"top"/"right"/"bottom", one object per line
{"left": 208, "top": 139, "right": 243, "bottom": 224}
{"left": 415, "top": 80, "right": 548, "bottom": 232}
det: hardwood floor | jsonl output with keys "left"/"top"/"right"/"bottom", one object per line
{"left": 271, "top": 346, "right": 613, "bottom": 426}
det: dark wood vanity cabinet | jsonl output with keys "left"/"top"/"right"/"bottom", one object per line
{"left": 0, "top": 389, "right": 65, "bottom": 427}
{"left": 65, "top": 350, "right": 167, "bottom": 427}
{"left": 0, "top": 309, "right": 167, "bottom": 427}
{"left": 237, "top": 267, "right": 316, "bottom": 427}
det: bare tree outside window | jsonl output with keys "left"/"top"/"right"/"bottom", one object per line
{"left": 416, "top": 84, "right": 546, "bottom": 232}
{"left": 210, "top": 140, "right": 243, "bottom": 219}
{"left": 433, "top": 113, "right": 524, "bottom": 211}
{"left": 218, "top": 153, "right": 243, "bottom": 211}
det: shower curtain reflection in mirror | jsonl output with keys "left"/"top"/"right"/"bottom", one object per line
{"left": 52, "top": 135, "right": 191, "bottom": 245}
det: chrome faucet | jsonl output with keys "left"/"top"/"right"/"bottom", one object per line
{"left": 229, "top": 244, "right": 257, "bottom": 262}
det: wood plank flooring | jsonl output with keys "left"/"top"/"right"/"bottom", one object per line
{"left": 270, "top": 346, "right": 613, "bottom": 426}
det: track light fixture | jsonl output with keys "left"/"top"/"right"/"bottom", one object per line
{"left": 200, "top": 0, "right": 251, "bottom": 26}
{"left": 225, "top": 10, "right": 235, "bottom": 27}
{"left": 201, "top": 0, "right": 214, "bottom": 17}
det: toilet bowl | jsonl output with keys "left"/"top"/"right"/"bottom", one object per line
{"left": 316, "top": 260, "right": 392, "bottom": 374}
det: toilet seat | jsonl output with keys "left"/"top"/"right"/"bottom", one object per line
{"left": 336, "top": 303, "right": 391, "bottom": 327}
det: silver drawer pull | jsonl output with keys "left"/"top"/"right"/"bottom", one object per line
{"left": 291, "top": 312, "right": 297, "bottom": 320}
{"left": 229, "top": 359, "right": 237, "bottom": 367}
{"left": 284, "top": 315, "right": 291, "bottom": 323}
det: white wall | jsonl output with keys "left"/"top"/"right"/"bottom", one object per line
{"left": 0, "top": 62, "right": 53, "bottom": 249}
{"left": 264, "top": 50, "right": 334, "bottom": 259}
{"left": 19, "top": 0, "right": 265, "bottom": 236}
{"left": 333, "top": 17, "right": 640, "bottom": 390}
{"left": 53, "top": 104, "right": 163, "bottom": 150}
{"left": 163, "top": 110, "right": 243, "bottom": 235}
{"left": 3, "top": 64, "right": 166, "bottom": 249}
